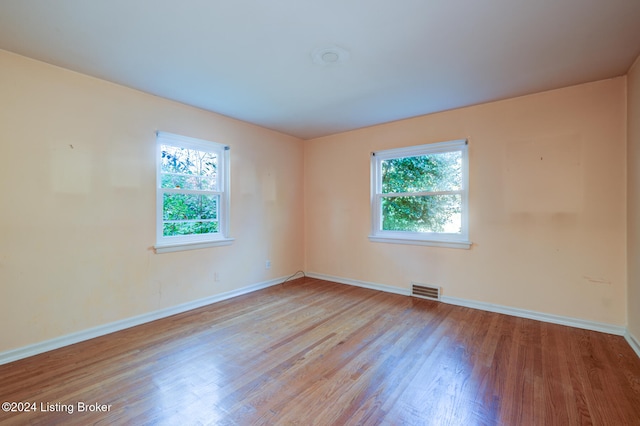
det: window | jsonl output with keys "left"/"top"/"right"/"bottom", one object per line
{"left": 370, "top": 139, "right": 470, "bottom": 249}
{"left": 155, "top": 132, "right": 233, "bottom": 253}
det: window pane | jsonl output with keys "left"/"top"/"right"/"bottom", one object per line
{"left": 161, "top": 174, "right": 217, "bottom": 190}
{"left": 163, "top": 221, "right": 219, "bottom": 237}
{"left": 161, "top": 145, "right": 218, "bottom": 179}
{"left": 381, "top": 151, "right": 461, "bottom": 193}
{"left": 163, "top": 193, "right": 218, "bottom": 221}
{"left": 382, "top": 194, "right": 461, "bottom": 233}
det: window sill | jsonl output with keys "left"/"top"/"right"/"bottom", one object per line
{"left": 368, "top": 235, "right": 472, "bottom": 249}
{"left": 154, "top": 238, "right": 235, "bottom": 254}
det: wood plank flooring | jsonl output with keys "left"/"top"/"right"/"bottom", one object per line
{"left": 1, "top": 277, "right": 639, "bottom": 425}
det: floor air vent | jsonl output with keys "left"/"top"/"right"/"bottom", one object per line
{"left": 411, "top": 283, "right": 440, "bottom": 301}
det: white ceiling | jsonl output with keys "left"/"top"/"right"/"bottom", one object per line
{"left": 1, "top": 0, "right": 639, "bottom": 140}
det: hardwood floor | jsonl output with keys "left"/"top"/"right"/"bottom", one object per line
{"left": 1, "top": 277, "right": 639, "bottom": 425}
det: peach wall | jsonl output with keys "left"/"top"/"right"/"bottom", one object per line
{"left": 628, "top": 55, "right": 640, "bottom": 339}
{"left": 305, "top": 78, "right": 627, "bottom": 325}
{"left": 0, "top": 50, "right": 304, "bottom": 352}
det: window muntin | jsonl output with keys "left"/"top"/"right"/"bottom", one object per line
{"left": 370, "top": 139, "right": 470, "bottom": 248}
{"left": 155, "top": 132, "right": 232, "bottom": 252}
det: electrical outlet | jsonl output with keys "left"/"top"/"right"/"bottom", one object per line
{"left": 214, "top": 272, "right": 220, "bottom": 282}
{"left": 265, "top": 260, "right": 271, "bottom": 270}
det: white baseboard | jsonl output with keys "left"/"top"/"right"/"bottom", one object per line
{"left": 0, "top": 274, "right": 290, "bottom": 366}
{"left": 307, "top": 272, "right": 627, "bottom": 337}
{"left": 440, "top": 296, "right": 626, "bottom": 336}
{"left": 625, "top": 330, "right": 640, "bottom": 358}
{"left": 305, "top": 272, "right": 411, "bottom": 296}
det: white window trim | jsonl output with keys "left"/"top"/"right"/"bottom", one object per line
{"left": 369, "top": 139, "right": 471, "bottom": 249}
{"left": 154, "top": 131, "right": 234, "bottom": 253}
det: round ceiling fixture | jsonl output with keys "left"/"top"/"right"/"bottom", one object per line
{"left": 312, "top": 46, "right": 350, "bottom": 66}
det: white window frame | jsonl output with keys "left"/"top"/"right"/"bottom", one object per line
{"left": 369, "top": 139, "right": 471, "bottom": 249}
{"left": 154, "top": 132, "right": 233, "bottom": 253}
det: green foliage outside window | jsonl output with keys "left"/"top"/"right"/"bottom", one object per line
{"left": 160, "top": 145, "right": 219, "bottom": 237}
{"left": 381, "top": 152, "right": 462, "bottom": 233}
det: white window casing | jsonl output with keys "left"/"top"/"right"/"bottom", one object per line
{"left": 154, "top": 131, "right": 233, "bottom": 253}
{"left": 369, "top": 139, "right": 471, "bottom": 249}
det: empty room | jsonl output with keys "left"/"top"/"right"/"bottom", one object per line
{"left": 1, "top": 1, "right": 640, "bottom": 425}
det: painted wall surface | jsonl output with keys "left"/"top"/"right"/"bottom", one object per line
{"left": 628, "top": 56, "right": 640, "bottom": 339}
{"left": 0, "top": 50, "right": 304, "bottom": 352}
{"left": 305, "top": 78, "right": 627, "bottom": 325}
